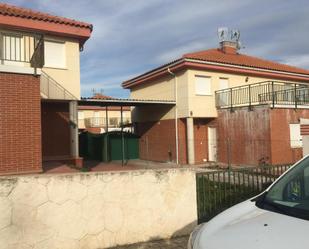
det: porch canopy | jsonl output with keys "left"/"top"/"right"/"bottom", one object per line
{"left": 78, "top": 97, "right": 176, "bottom": 166}
{"left": 79, "top": 97, "right": 175, "bottom": 106}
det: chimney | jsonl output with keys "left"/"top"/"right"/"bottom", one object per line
{"left": 220, "top": 41, "right": 238, "bottom": 54}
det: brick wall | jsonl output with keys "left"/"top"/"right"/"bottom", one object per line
{"left": 41, "top": 101, "right": 70, "bottom": 160}
{"left": 136, "top": 119, "right": 187, "bottom": 164}
{"left": 0, "top": 72, "right": 42, "bottom": 175}
{"left": 269, "top": 108, "right": 309, "bottom": 165}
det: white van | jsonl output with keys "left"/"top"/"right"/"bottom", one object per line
{"left": 188, "top": 156, "right": 309, "bottom": 249}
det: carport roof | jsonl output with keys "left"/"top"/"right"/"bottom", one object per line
{"left": 79, "top": 97, "right": 176, "bottom": 107}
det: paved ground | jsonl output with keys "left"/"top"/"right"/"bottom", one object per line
{"left": 107, "top": 236, "right": 189, "bottom": 249}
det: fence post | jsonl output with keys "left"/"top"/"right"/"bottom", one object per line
{"left": 294, "top": 83, "right": 297, "bottom": 109}
{"left": 271, "top": 81, "right": 275, "bottom": 108}
{"left": 230, "top": 88, "right": 233, "bottom": 112}
{"left": 248, "top": 84, "right": 252, "bottom": 111}
{"left": 227, "top": 138, "right": 231, "bottom": 170}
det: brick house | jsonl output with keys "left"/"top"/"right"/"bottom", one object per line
{"left": 78, "top": 93, "right": 131, "bottom": 134}
{"left": 0, "top": 3, "right": 92, "bottom": 175}
{"left": 122, "top": 39, "right": 309, "bottom": 166}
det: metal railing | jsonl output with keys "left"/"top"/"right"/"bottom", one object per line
{"left": 0, "top": 31, "right": 44, "bottom": 68}
{"left": 196, "top": 164, "right": 291, "bottom": 223}
{"left": 215, "top": 81, "right": 309, "bottom": 109}
{"left": 40, "top": 71, "right": 77, "bottom": 100}
{"left": 84, "top": 117, "right": 107, "bottom": 128}
{"left": 82, "top": 117, "right": 131, "bottom": 128}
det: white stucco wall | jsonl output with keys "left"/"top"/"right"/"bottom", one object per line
{"left": 0, "top": 169, "right": 197, "bottom": 249}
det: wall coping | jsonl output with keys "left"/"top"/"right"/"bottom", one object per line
{"left": 0, "top": 64, "right": 41, "bottom": 75}
{"left": 0, "top": 167, "right": 198, "bottom": 180}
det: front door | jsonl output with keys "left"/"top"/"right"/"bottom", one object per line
{"left": 208, "top": 127, "right": 217, "bottom": 161}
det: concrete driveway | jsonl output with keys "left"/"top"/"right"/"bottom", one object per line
{"left": 108, "top": 236, "right": 189, "bottom": 249}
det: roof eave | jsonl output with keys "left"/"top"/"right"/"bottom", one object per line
{"left": 122, "top": 59, "right": 309, "bottom": 89}
{"left": 0, "top": 14, "right": 92, "bottom": 44}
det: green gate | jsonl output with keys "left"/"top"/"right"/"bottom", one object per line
{"left": 79, "top": 131, "right": 139, "bottom": 162}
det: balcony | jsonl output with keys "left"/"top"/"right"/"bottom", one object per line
{"left": 215, "top": 81, "right": 309, "bottom": 110}
{"left": 80, "top": 117, "right": 131, "bottom": 129}
{"left": 0, "top": 31, "right": 44, "bottom": 69}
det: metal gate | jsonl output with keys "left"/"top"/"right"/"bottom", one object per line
{"left": 196, "top": 165, "right": 291, "bottom": 223}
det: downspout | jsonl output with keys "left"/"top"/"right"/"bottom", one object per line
{"left": 167, "top": 68, "right": 179, "bottom": 165}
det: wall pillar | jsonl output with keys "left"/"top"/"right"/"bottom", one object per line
{"left": 69, "top": 101, "right": 79, "bottom": 158}
{"left": 187, "top": 117, "right": 195, "bottom": 165}
{"left": 301, "top": 118, "right": 309, "bottom": 157}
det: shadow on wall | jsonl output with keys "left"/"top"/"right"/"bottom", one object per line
{"left": 132, "top": 105, "right": 174, "bottom": 127}
{"left": 106, "top": 221, "right": 196, "bottom": 249}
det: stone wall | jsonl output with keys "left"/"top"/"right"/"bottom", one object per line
{"left": 0, "top": 168, "right": 197, "bottom": 249}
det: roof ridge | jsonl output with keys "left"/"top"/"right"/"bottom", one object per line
{"left": 183, "top": 48, "right": 309, "bottom": 75}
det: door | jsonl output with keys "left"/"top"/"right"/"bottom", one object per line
{"left": 208, "top": 127, "right": 217, "bottom": 161}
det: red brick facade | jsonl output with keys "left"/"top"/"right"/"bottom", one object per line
{"left": 135, "top": 119, "right": 187, "bottom": 164}
{"left": 270, "top": 108, "right": 307, "bottom": 164}
{"left": 136, "top": 118, "right": 221, "bottom": 165}
{"left": 41, "top": 101, "right": 71, "bottom": 161}
{"left": 0, "top": 72, "right": 42, "bottom": 175}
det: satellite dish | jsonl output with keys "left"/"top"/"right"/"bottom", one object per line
{"left": 218, "top": 27, "right": 229, "bottom": 42}
{"left": 231, "top": 29, "right": 240, "bottom": 41}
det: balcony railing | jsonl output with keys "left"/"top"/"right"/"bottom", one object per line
{"left": 0, "top": 31, "right": 44, "bottom": 68}
{"left": 215, "top": 81, "right": 309, "bottom": 109}
{"left": 82, "top": 117, "right": 131, "bottom": 128}
{"left": 40, "top": 71, "right": 77, "bottom": 100}
{"left": 84, "top": 117, "right": 107, "bottom": 128}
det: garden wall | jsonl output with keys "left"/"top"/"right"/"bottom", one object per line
{"left": 0, "top": 168, "right": 197, "bottom": 249}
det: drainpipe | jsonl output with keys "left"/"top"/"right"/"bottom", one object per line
{"left": 167, "top": 68, "right": 179, "bottom": 165}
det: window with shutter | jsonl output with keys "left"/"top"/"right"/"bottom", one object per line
{"left": 290, "top": 124, "right": 302, "bottom": 148}
{"left": 44, "top": 40, "right": 66, "bottom": 68}
{"left": 195, "top": 76, "right": 212, "bottom": 95}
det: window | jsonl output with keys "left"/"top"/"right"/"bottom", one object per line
{"left": 258, "top": 156, "right": 309, "bottom": 220}
{"left": 290, "top": 124, "right": 302, "bottom": 148}
{"left": 195, "top": 76, "right": 211, "bottom": 95}
{"left": 78, "top": 111, "right": 84, "bottom": 120}
{"left": 44, "top": 40, "right": 66, "bottom": 68}
{"left": 2, "top": 33, "right": 27, "bottom": 65}
{"left": 219, "top": 78, "right": 229, "bottom": 90}
{"left": 218, "top": 78, "right": 229, "bottom": 106}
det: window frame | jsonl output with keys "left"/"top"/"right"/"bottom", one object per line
{"left": 289, "top": 123, "right": 302, "bottom": 148}
{"left": 44, "top": 39, "right": 66, "bottom": 69}
{"left": 195, "top": 75, "right": 212, "bottom": 96}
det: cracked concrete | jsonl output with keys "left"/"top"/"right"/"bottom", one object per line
{"left": 0, "top": 168, "right": 197, "bottom": 249}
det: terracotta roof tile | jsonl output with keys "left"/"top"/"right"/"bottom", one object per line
{"left": 183, "top": 48, "right": 309, "bottom": 75}
{"left": 90, "top": 94, "right": 114, "bottom": 100}
{"left": 0, "top": 3, "right": 92, "bottom": 30}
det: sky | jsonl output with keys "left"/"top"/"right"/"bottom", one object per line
{"left": 5, "top": 0, "right": 309, "bottom": 98}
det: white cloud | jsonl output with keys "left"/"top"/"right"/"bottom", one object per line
{"left": 281, "top": 54, "right": 309, "bottom": 69}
